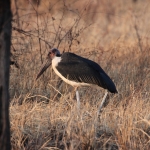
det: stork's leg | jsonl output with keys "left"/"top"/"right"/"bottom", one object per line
{"left": 97, "top": 90, "right": 108, "bottom": 116}
{"left": 76, "top": 89, "right": 80, "bottom": 110}
{"left": 94, "top": 90, "right": 108, "bottom": 139}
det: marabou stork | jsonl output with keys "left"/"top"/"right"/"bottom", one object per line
{"left": 36, "top": 48, "right": 117, "bottom": 114}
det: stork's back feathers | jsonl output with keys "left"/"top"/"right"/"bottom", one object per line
{"left": 56, "top": 52, "right": 117, "bottom": 93}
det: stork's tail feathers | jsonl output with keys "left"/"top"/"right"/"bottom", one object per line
{"left": 100, "top": 73, "right": 118, "bottom": 93}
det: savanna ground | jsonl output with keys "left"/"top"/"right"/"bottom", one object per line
{"left": 10, "top": 0, "right": 150, "bottom": 149}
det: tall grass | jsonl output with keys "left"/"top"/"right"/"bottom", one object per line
{"left": 10, "top": 0, "right": 150, "bottom": 149}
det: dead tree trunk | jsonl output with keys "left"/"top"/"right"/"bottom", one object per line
{"left": 0, "top": 0, "right": 12, "bottom": 149}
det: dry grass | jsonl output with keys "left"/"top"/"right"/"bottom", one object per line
{"left": 10, "top": 0, "right": 150, "bottom": 149}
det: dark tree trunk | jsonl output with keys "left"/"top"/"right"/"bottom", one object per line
{"left": 0, "top": 0, "right": 12, "bottom": 149}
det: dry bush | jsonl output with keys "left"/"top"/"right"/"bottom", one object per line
{"left": 10, "top": 0, "right": 150, "bottom": 149}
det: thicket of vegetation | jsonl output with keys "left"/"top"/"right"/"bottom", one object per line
{"left": 10, "top": 0, "right": 150, "bottom": 149}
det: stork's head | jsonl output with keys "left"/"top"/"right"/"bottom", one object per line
{"left": 36, "top": 48, "right": 60, "bottom": 80}
{"left": 48, "top": 48, "right": 60, "bottom": 59}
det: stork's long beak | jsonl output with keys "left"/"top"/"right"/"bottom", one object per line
{"left": 36, "top": 58, "right": 52, "bottom": 80}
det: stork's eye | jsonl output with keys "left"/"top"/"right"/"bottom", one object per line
{"left": 48, "top": 52, "right": 52, "bottom": 55}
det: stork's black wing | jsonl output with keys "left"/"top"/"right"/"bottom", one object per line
{"left": 56, "top": 52, "right": 117, "bottom": 93}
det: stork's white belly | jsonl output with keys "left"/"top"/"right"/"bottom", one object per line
{"left": 52, "top": 56, "right": 90, "bottom": 87}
